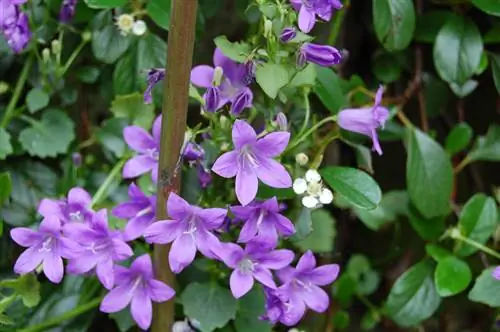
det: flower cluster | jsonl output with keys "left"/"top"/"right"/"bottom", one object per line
{"left": 0, "top": 0, "right": 31, "bottom": 53}
{"left": 59, "top": 0, "right": 78, "bottom": 23}
{"left": 293, "top": 169, "right": 333, "bottom": 209}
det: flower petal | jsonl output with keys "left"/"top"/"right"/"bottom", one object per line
{"left": 280, "top": 293, "right": 306, "bottom": 326}
{"left": 212, "top": 151, "right": 238, "bottom": 178}
{"left": 254, "top": 132, "right": 290, "bottom": 157}
{"left": 371, "top": 128, "right": 383, "bottom": 156}
{"left": 10, "top": 228, "right": 41, "bottom": 247}
{"left": 236, "top": 168, "right": 258, "bottom": 206}
{"left": 302, "top": 284, "right": 329, "bottom": 313}
{"left": 123, "top": 214, "right": 154, "bottom": 241}
{"left": 190, "top": 65, "right": 215, "bottom": 88}
{"left": 143, "top": 220, "right": 184, "bottom": 244}
{"left": 37, "top": 199, "right": 63, "bottom": 219}
{"left": 123, "top": 126, "right": 156, "bottom": 153}
{"left": 146, "top": 279, "right": 175, "bottom": 302}
{"left": 298, "top": 5, "right": 316, "bottom": 33}
{"left": 169, "top": 234, "right": 197, "bottom": 273}
{"left": 197, "top": 207, "right": 227, "bottom": 230}
{"left": 259, "top": 249, "right": 295, "bottom": 270}
{"left": 255, "top": 157, "right": 292, "bottom": 189}
{"left": 230, "top": 270, "right": 254, "bottom": 298}
{"left": 43, "top": 254, "right": 64, "bottom": 283}
{"left": 297, "top": 250, "right": 316, "bottom": 272}
{"left": 130, "top": 254, "right": 154, "bottom": 278}
{"left": 152, "top": 115, "right": 162, "bottom": 143}
{"left": 167, "top": 192, "right": 192, "bottom": 220}
{"left": 39, "top": 216, "right": 62, "bottom": 235}
{"left": 66, "top": 255, "right": 99, "bottom": 275}
{"left": 122, "top": 155, "right": 156, "bottom": 179}
{"left": 131, "top": 289, "right": 153, "bottom": 330}
{"left": 273, "top": 213, "right": 296, "bottom": 237}
{"left": 100, "top": 285, "right": 134, "bottom": 313}
{"left": 232, "top": 119, "right": 257, "bottom": 149}
{"left": 253, "top": 267, "right": 277, "bottom": 289}
{"left": 68, "top": 187, "right": 92, "bottom": 207}
{"left": 112, "top": 239, "right": 134, "bottom": 260}
{"left": 237, "top": 217, "right": 258, "bottom": 243}
{"left": 305, "top": 264, "right": 340, "bottom": 286}
{"left": 96, "top": 258, "right": 115, "bottom": 290}
{"left": 276, "top": 266, "right": 295, "bottom": 284}
{"left": 14, "top": 247, "right": 44, "bottom": 275}
{"left": 112, "top": 202, "right": 143, "bottom": 219}
{"left": 196, "top": 230, "right": 223, "bottom": 260}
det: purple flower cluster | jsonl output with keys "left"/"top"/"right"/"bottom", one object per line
{"left": 0, "top": 0, "right": 31, "bottom": 53}
{"left": 289, "top": 0, "right": 343, "bottom": 33}
{"left": 59, "top": 0, "right": 78, "bottom": 23}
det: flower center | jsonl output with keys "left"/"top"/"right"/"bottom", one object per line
{"left": 38, "top": 237, "right": 54, "bottom": 253}
{"left": 146, "top": 148, "right": 159, "bottom": 161}
{"left": 88, "top": 240, "right": 111, "bottom": 255}
{"left": 240, "top": 145, "right": 259, "bottom": 168}
{"left": 184, "top": 215, "right": 198, "bottom": 235}
{"left": 307, "top": 181, "right": 323, "bottom": 196}
{"left": 129, "top": 277, "right": 143, "bottom": 294}
{"left": 69, "top": 210, "right": 82, "bottom": 221}
{"left": 238, "top": 258, "right": 255, "bottom": 274}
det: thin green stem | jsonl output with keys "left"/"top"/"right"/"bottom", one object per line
{"left": 327, "top": 0, "right": 349, "bottom": 45}
{"left": 18, "top": 297, "right": 102, "bottom": 332}
{"left": 357, "top": 294, "right": 379, "bottom": 315}
{"left": 285, "top": 115, "right": 336, "bottom": 153}
{"left": 61, "top": 38, "right": 89, "bottom": 75}
{"left": 454, "top": 156, "right": 471, "bottom": 174}
{"left": 396, "top": 110, "right": 414, "bottom": 129}
{"left": 90, "top": 159, "right": 126, "bottom": 207}
{"left": 451, "top": 229, "right": 500, "bottom": 260}
{"left": 297, "top": 90, "right": 311, "bottom": 138}
{"left": 0, "top": 55, "right": 34, "bottom": 128}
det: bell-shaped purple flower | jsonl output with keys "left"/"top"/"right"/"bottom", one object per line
{"left": 230, "top": 90, "right": 253, "bottom": 115}
{"left": 243, "top": 60, "right": 256, "bottom": 85}
{"left": 112, "top": 184, "right": 156, "bottom": 241}
{"left": 275, "top": 112, "right": 288, "bottom": 131}
{"left": 59, "top": 0, "right": 78, "bottom": 23}
{"left": 337, "top": 85, "right": 389, "bottom": 155}
{"left": 2, "top": 6, "right": 30, "bottom": 53}
{"left": 37, "top": 187, "right": 94, "bottom": 225}
{"left": 100, "top": 254, "right": 175, "bottom": 330}
{"left": 143, "top": 68, "right": 165, "bottom": 104}
{"left": 289, "top": 0, "right": 343, "bottom": 33}
{"left": 143, "top": 193, "right": 227, "bottom": 273}
{"left": 183, "top": 142, "right": 205, "bottom": 162}
{"left": 10, "top": 216, "right": 79, "bottom": 283}
{"left": 203, "top": 87, "right": 220, "bottom": 113}
{"left": 280, "top": 27, "right": 297, "bottom": 43}
{"left": 220, "top": 241, "right": 294, "bottom": 298}
{"left": 299, "top": 42, "right": 343, "bottom": 67}
{"left": 64, "top": 209, "right": 133, "bottom": 289}
{"left": 123, "top": 115, "right": 161, "bottom": 183}
{"left": 231, "top": 197, "right": 295, "bottom": 247}
{"left": 261, "top": 287, "right": 304, "bottom": 326}
{"left": 197, "top": 164, "right": 212, "bottom": 188}
{"left": 212, "top": 120, "right": 292, "bottom": 206}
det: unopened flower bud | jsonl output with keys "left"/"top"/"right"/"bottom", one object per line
{"left": 204, "top": 87, "right": 220, "bottom": 113}
{"left": 299, "top": 43, "right": 343, "bottom": 67}
{"left": 132, "top": 20, "right": 147, "bottom": 36}
{"left": 264, "top": 19, "right": 273, "bottom": 38}
{"left": 82, "top": 30, "right": 92, "bottom": 42}
{"left": 72, "top": 152, "right": 82, "bottom": 167}
{"left": 51, "top": 40, "right": 61, "bottom": 55}
{"left": 280, "top": 27, "right": 296, "bottom": 43}
{"left": 276, "top": 112, "right": 288, "bottom": 131}
{"left": 295, "top": 153, "right": 309, "bottom": 166}
{"left": 0, "top": 82, "right": 9, "bottom": 94}
{"left": 221, "top": 142, "right": 230, "bottom": 151}
{"left": 42, "top": 48, "right": 51, "bottom": 63}
{"left": 212, "top": 66, "right": 224, "bottom": 86}
{"left": 219, "top": 115, "right": 230, "bottom": 130}
{"left": 230, "top": 90, "right": 252, "bottom": 115}
{"left": 116, "top": 14, "right": 134, "bottom": 35}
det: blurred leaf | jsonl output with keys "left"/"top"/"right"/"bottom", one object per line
{"left": 257, "top": 184, "right": 295, "bottom": 200}
{"left": 471, "top": 0, "right": 500, "bottom": 16}
{"left": 214, "top": 36, "right": 251, "bottom": 63}
{"left": 468, "top": 267, "right": 500, "bottom": 307}
{"left": 408, "top": 205, "right": 445, "bottom": 241}
{"left": 0, "top": 313, "right": 14, "bottom": 325}
{"left": 96, "top": 118, "right": 128, "bottom": 158}
{"left": 26, "top": 88, "right": 49, "bottom": 114}
{"left": 353, "top": 190, "right": 409, "bottom": 231}
{"left": 455, "top": 194, "right": 498, "bottom": 256}
{"left": 468, "top": 124, "right": 500, "bottom": 161}
{"left": 19, "top": 110, "right": 75, "bottom": 158}
{"left": 296, "top": 209, "right": 336, "bottom": 253}
{"left": 76, "top": 66, "right": 100, "bottom": 84}
{"left": 475, "top": 52, "right": 489, "bottom": 75}
{"left": 425, "top": 244, "right": 453, "bottom": 262}
{"left": 110, "top": 93, "right": 155, "bottom": 129}
{"left": 332, "top": 310, "right": 350, "bottom": 329}
{"left": 234, "top": 286, "right": 272, "bottom": 332}
{"left": 1, "top": 274, "right": 40, "bottom": 308}
{"left": 92, "top": 25, "right": 132, "bottom": 64}
{"left": 490, "top": 54, "right": 500, "bottom": 95}
{"left": 321, "top": 166, "right": 382, "bottom": 210}
{"left": 346, "top": 254, "right": 381, "bottom": 296}
{"left": 373, "top": 0, "right": 415, "bottom": 51}
{"left": 423, "top": 74, "right": 450, "bottom": 117}
{"left": 0, "top": 172, "right": 12, "bottom": 206}
{"left": 484, "top": 27, "right": 500, "bottom": 43}
{"left": 407, "top": 128, "right": 453, "bottom": 218}
{"left": 84, "top": 0, "right": 126, "bottom": 8}
{"left": 449, "top": 79, "right": 478, "bottom": 98}
{"left": 147, "top": 0, "right": 171, "bottom": 30}
{"left": 372, "top": 51, "right": 402, "bottom": 83}
{"left": 180, "top": 282, "right": 238, "bottom": 332}
{"left": 360, "top": 310, "right": 380, "bottom": 330}
{"left": 434, "top": 256, "right": 472, "bottom": 297}
{"left": 110, "top": 308, "right": 135, "bottom": 332}
{"left": 256, "top": 63, "right": 289, "bottom": 99}
{"left": 0, "top": 128, "right": 12, "bottom": 160}
{"left": 433, "top": 16, "right": 483, "bottom": 85}
{"left": 332, "top": 274, "right": 357, "bottom": 307}
{"left": 385, "top": 260, "right": 441, "bottom": 327}
{"left": 288, "top": 64, "right": 316, "bottom": 88}
{"left": 290, "top": 206, "right": 313, "bottom": 241}
{"left": 414, "top": 10, "right": 455, "bottom": 43}
{"left": 445, "top": 122, "right": 473, "bottom": 155}
{"left": 314, "top": 66, "right": 347, "bottom": 114}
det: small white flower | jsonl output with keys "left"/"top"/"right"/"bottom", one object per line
{"left": 116, "top": 14, "right": 134, "bottom": 36}
{"left": 305, "top": 169, "right": 321, "bottom": 183}
{"left": 295, "top": 152, "right": 309, "bottom": 166}
{"left": 132, "top": 20, "right": 147, "bottom": 36}
{"left": 319, "top": 188, "right": 333, "bottom": 204}
{"left": 302, "top": 195, "right": 319, "bottom": 208}
{"left": 172, "top": 319, "right": 194, "bottom": 332}
{"left": 293, "top": 178, "right": 307, "bottom": 194}
{"left": 294, "top": 169, "right": 333, "bottom": 209}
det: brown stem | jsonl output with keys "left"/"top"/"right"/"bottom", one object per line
{"left": 415, "top": 0, "right": 428, "bottom": 132}
{"left": 152, "top": 1, "right": 198, "bottom": 331}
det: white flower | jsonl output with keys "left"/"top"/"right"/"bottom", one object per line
{"left": 132, "top": 20, "right": 147, "bottom": 36}
{"left": 116, "top": 14, "right": 134, "bottom": 36}
{"left": 172, "top": 320, "right": 194, "bottom": 332}
{"left": 295, "top": 152, "right": 309, "bottom": 166}
{"left": 293, "top": 169, "right": 333, "bottom": 209}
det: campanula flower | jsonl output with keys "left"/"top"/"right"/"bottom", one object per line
{"left": 10, "top": 216, "right": 79, "bottom": 283}
{"left": 261, "top": 287, "right": 305, "bottom": 326}
{"left": 123, "top": 115, "right": 161, "bottom": 183}
{"left": 143, "top": 193, "right": 227, "bottom": 273}
{"left": 190, "top": 48, "right": 253, "bottom": 115}
{"left": 37, "top": 187, "right": 94, "bottom": 225}
{"left": 1, "top": 2, "right": 30, "bottom": 53}
{"left": 212, "top": 120, "right": 292, "bottom": 206}
{"left": 289, "top": 0, "right": 343, "bottom": 33}
{"left": 112, "top": 184, "right": 156, "bottom": 241}
{"left": 220, "top": 241, "right": 294, "bottom": 298}
{"left": 493, "top": 266, "right": 500, "bottom": 280}
{"left": 197, "top": 164, "right": 212, "bottom": 188}
{"left": 144, "top": 68, "right": 165, "bottom": 104}
{"left": 65, "top": 209, "right": 133, "bottom": 289}
{"left": 337, "top": 85, "right": 390, "bottom": 155}
{"left": 183, "top": 142, "right": 205, "bottom": 162}
{"left": 280, "top": 27, "right": 297, "bottom": 43}
{"left": 231, "top": 197, "right": 295, "bottom": 247}
{"left": 59, "top": 0, "right": 78, "bottom": 23}
{"left": 298, "top": 42, "right": 343, "bottom": 67}
{"left": 100, "top": 254, "right": 175, "bottom": 330}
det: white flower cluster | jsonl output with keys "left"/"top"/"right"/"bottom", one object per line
{"left": 293, "top": 169, "right": 333, "bottom": 209}
{"left": 116, "top": 14, "right": 147, "bottom": 36}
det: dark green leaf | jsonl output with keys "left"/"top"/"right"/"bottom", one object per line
{"left": 449, "top": 80, "right": 478, "bottom": 98}
{"left": 255, "top": 63, "right": 289, "bottom": 99}
{"left": 76, "top": 66, "right": 101, "bottom": 84}
{"left": 490, "top": 54, "right": 500, "bottom": 95}
{"left": 84, "top": 0, "right": 126, "bottom": 8}
{"left": 445, "top": 122, "right": 473, "bottom": 155}
{"left": 385, "top": 260, "right": 441, "bottom": 327}
{"left": 425, "top": 244, "right": 453, "bottom": 262}
{"left": 332, "top": 274, "right": 357, "bottom": 307}
{"left": 433, "top": 16, "right": 483, "bottom": 85}
{"left": 213, "top": 36, "right": 252, "bottom": 63}
{"left": 234, "top": 286, "right": 272, "bottom": 332}
{"left": 332, "top": 310, "right": 350, "bottom": 329}
{"left": 147, "top": 0, "right": 171, "bottom": 30}
{"left": 414, "top": 10, "right": 456, "bottom": 43}
{"left": 484, "top": 27, "right": 500, "bottom": 43}
{"left": 92, "top": 25, "right": 132, "bottom": 64}
{"left": 475, "top": 52, "right": 489, "bottom": 75}
{"left": 471, "top": 0, "right": 500, "bottom": 16}
{"left": 314, "top": 66, "right": 347, "bottom": 114}
{"left": 0, "top": 172, "right": 12, "bottom": 206}
{"left": 0, "top": 128, "right": 13, "bottom": 160}
{"left": 360, "top": 311, "right": 380, "bottom": 330}
{"left": 26, "top": 88, "right": 49, "bottom": 113}
{"left": 290, "top": 206, "right": 313, "bottom": 241}
{"left": 372, "top": 0, "right": 416, "bottom": 51}
{"left": 320, "top": 166, "right": 382, "bottom": 210}
{"left": 455, "top": 194, "right": 498, "bottom": 256}
{"left": 423, "top": 74, "right": 450, "bottom": 117}
{"left": 468, "top": 267, "right": 500, "bottom": 307}
{"left": 96, "top": 118, "right": 128, "bottom": 158}
{"left": 296, "top": 209, "right": 336, "bottom": 253}
{"left": 435, "top": 256, "right": 472, "bottom": 297}
{"left": 406, "top": 128, "right": 453, "bottom": 218}
{"left": 110, "top": 93, "right": 155, "bottom": 129}
{"left": 408, "top": 205, "right": 445, "bottom": 241}
{"left": 110, "top": 308, "right": 135, "bottom": 332}
{"left": 257, "top": 184, "right": 295, "bottom": 200}
{"left": 1, "top": 274, "right": 41, "bottom": 308}
{"left": 468, "top": 124, "right": 500, "bottom": 161}
{"left": 353, "top": 190, "right": 409, "bottom": 231}
{"left": 287, "top": 64, "right": 316, "bottom": 88}
{"left": 372, "top": 51, "right": 402, "bottom": 83}
{"left": 346, "top": 255, "right": 381, "bottom": 296}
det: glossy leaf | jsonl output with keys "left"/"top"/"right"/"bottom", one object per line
{"left": 147, "top": 0, "right": 171, "bottom": 30}
{"left": 490, "top": 54, "right": 500, "bottom": 95}
{"left": 92, "top": 25, "right": 132, "bottom": 64}
{"left": 234, "top": 286, "right": 272, "bottom": 332}
{"left": 468, "top": 124, "right": 500, "bottom": 161}
{"left": 414, "top": 11, "right": 455, "bottom": 43}
{"left": 372, "top": 0, "right": 416, "bottom": 51}
{"left": 434, "top": 256, "right": 472, "bottom": 297}
{"left": 425, "top": 244, "right": 453, "bottom": 262}
{"left": 445, "top": 122, "right": 473, "bottom": 155}
{"left": 449, "top": 80, "right": 478, "bottom": 98}
{"left": 314, "top": 66, "right": 347, "bottom": 114}
{"left": 471, "top": 0, "right": 500, "bottom": 16}
{"left": 96, "top": 118, "right": 128, "bottom": 158}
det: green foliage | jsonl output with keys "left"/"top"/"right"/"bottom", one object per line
{"left": 0, "top": 172, "right": 12, "bottom": 206}
{"left": 314, "top": 66, "right": 347, "bottom": 114}
{"left": 468, "top": 125, "right": 500, "bottom": 161}
{"left": 372, "top": 0, "right": 416, "bottom": 51}
{"left": 255, "top": 63, "right": 289, "bottom": 99}
{"left": 147, "top": 0, "right": 171, "bottom": 30}
{"left": 92, "top": 26, "right": 132, "bottom": 64}
{"left": 295, "top": 208, "right": 336, "bottom": 253}
{"left": 469, "top": 267, "right": 500, "bottom": 307}
{"left": 110, "top": 93, "right": 155, "bottom": 129}
{"left": 234, "top": 287, "right": 272, "bottom": 332}
{"left": 213, "top": 36, "right": 252, "bottom": 63}
{"left": 434, "top": 256, "right": 472, "bottom": 297}
{"left": 26, "top": 88, "right": 50, "bottom": 114}
{"left": 445, "top": 122, "right": 473, "bottom": 155}
{"left": 0, "top": 128, "right": 13, "bottom": 160}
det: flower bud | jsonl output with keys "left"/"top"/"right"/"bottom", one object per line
{"left": 243, "top": 60, "right": 256, "bottom": 85}
{"left": 230, "top": 90, "right": 252, "bottom": 115}
{"left": 197, "top": 165, "right": 212, "bottom": 188}
{"left": 72, "top": 152, "right": 82, "bottom": 167}
{"left": 212, "top": 66, "right": 224, "bottom": 86}
{"left": 0, "top": 82, "right": 9, "bottom": 94}
{"left": 132, "top": 20, "right": 147, "bottom": 36}
{"left": 51, "top": 40, "right": 61, "bottom": 55}
{"left": 219, "top": 115, "right": 230, "bottom": 130}
{"left": 221, "top": 142, "right": 230, "bottom": 151}
{"left": 183, "top": 142, "right": 205, "bottom": 162}
{"left": 204, "top": 87, "right": 220, "bottom": 113}
{"left": 280, "top": 27, "right": 296, "bottom": 43}
{"left": 295, "top": 153, "right": 309, "bottom": 166}
{"left": 299, "top": 43, "right": 343, "bottom": 67}
{"left": 42, "top": 48, "right": 51, "bottom": 63}
{"left": 264, "top": 19, "right": 273, "bottom": 39}
{"left": 82, "top": 30, "right": 92, "bottom": 42}
{"left": 276, "top": 112, "right": 288, "bottom": 131}
{"left": 116, "top": 14, "right": 134, "bottom": 35}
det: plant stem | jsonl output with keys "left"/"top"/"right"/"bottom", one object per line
{"left": 285, "top": 115, "right": 336, "bottom": 153}
{"left": 61, "top": 38, "right": 89, "bottom": 75}
{"left": 18, "top": 297, "right": 102, "bottom": 332}
{"left": 327, "top": 0, "right": 349, "bottom": 45}
{"left": 90, "top": 158, "right": 126, "bottom": 207}
{"left": 396, "top": 110, "right": 414, "bottom": 129}
{"left": 452, "top": 231, "right": 500, "bottom": 260}
{"left": 454, "top": 156, "right": 471, "bottom": 174}
{"left": 297, "top": 90, "right": 311, "bottom": 138}
{"left": 0, "top": 55, "right": 34, "bottom": 128}
{"left": 152, "top": 0, "right": 198, "bottom": 331}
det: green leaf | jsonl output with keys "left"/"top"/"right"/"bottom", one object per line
{"left": 471, "top": 0, "right": 500, "bottom": 16}
{"left": 372, "top": 51, "right": 402, "bottom": 83}
{"left": 213, "top": 36, "right": 252, "bottom": 63}
{"left": 19, "top": 110, "right": 75, "bottom": 158}
{"left": 332, "top": 310, "right": 350, "bottom": 329}
{"left": 485, "top": 27, "right": 500, "bottom": 44}
{"left": 26, "top": 88, "right": 49, "bottom": 113}
{"left": 434, "top": 256, "right": 472, "bottom": 297}
{"left": 147, "top": 0, "right": 171, "bottom": 30}
{"left": 110, "top": 93, "right": 155, "bottom": 129}
{"left": 290, "top": 206, "right": 313, "bottom": 241}
{"left": 0, "top": 128, "right": 13, "bottom": 160}
{"left": 180, "top": 283, "right": 238, "bottom": 332}
{"left": 449, "top": 80, "right": 478, "bottom": 98}
{"left": 257, "top": 183, "right": 295, "bottom": 200}
{"left": 234, "top": 286, "right": 272, "bottom": 332}
{"left": 445, "top": 122, "right": 473, "bottom": 155}
{"left": 288, "top": 64, "right": 316, "bottom": 88}
{"left": 468, "top": 124, "right": 500, "bottom": 161}
{"left": 384, "top": 260, "right": 441, "bottom": 327}
{"left": 372, "top": 0, "right": 416, "bottom": 52}
{"left": 433, "top": 16, "right": 483, "bottom": 85}
{"left": 110, "top": 308, "right": 135, "bottom": 332}
{"left": 346, "top": 255, "right": 381, "bottom": 296}
{"left": 490, "top": 54, "right": 500, "bottom": 95}
{"left": 314, "top": 66, "right": 347, "bottom": 114}
{"left": 414, "top": 10, "right": 455, "bottom": 43}
{"left": 332, "top": 274, "right": 357, "bottom": 307}
{"left": 0, "top": 313, "right": 14, "bottom": 325}
{"left": 0, "top": 172, "right": 12, "bottom": 206}
{"left": 353, "top": 190, "right": 408, "bottom": 231}
{"left": 408, "top": 206, "right": 445, "bottom": 241}
{"left": 92, "top": 25, "right": 132, "bottom": 64}
{"left": 295, "top": 209, "right": 336, "bottom": 253}
{"left": 475, "top": 52, "right": 489, "bottom": 75}
{"left": 360, "top": 311, "right": 380, "bottom": 330}
{"left": 320, "top": 166, "right": 382, "bottom": 210}
{"left": 423, "top": 74, "right": 450, "bottom": 117}
{"left": 96, "top": 118, "right": 128, "bottom": 158}
{"left": 84, "top": 0, "right": 126, "bottom": 8}
{"left": 406, "top": 128, "right": 453, "bottom": 218}
{"left": 1, "top": 274, "right": 41, "bottom": 308}
{"left": 425, "top": 244, "right": 453, "bottom": 262}
{"left": 468, "top": 267, "right": 500, "bottom": 307}
{"left": 76, "top": 66, "right": 101, "bottom": 84}
{"left": 255, "top": 63, "right": 289, "bottom": 99}
{"left": 455, "top": 194, "right": 498, "bottom": 256}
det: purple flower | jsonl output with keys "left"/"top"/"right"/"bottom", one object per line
{"left": 37, "top": 187, "right": 94, "bottom": 225}
{"left": 290, "top": 0, "right": 343, "bottom": 33}
{"left": 275, "top": 112, "right": 288, "bottom": 131}
{"left": 275, "top": 251, "right": 340, "bottom": 324}
{"left": 143, "top": 193, "right": 227, "bottom": 273}
{"left": 59, "top": 0, "right": 78, "bottom": 23}
{"left": 197, "top": 164, "right": 212, "bottom": 188}
{"left": 112, "top": 184, "right": 156, "bottom": 241}
{"left": 231, "top": 197, "right": 295, "bottom": 247}
{"left": 493, "top": 266, "right": 500, "bottom": 280}
{"left": 100, "top": 254, "right": 175, "bottom": 330}
{"left": 280, "top": 27, "right": 297, "bottom": 43}
{"left": 337, "top": 85, "right": 389, "bottom": 155}
{"left": 183, "top": 142, "right": 205, "bottom": 162}
{"left": 64, "top": 209, "right": 133, "bottom": 289}
{"left": 72, "top": 152, "right": 82, "bottom": 167}
{"left": 299, "top": 42, "right": 343, "bottom": 67}
{"left": 212, "top": 120, "right": 292, "bottom": 206}
{"left": 123, "top": 115, "right": 161, "bottom": 183}
{"left": 144, "top": 68, "right": 165, "bottom": 104}
{"left": 190, "top": 48, "right": 253, "bottom": 115}
{"left": 10, "top": 216, "right": 79, "bottom": 283}
{"left": 1, "top": 5, "right": 30, "bottom": 53}
{"left": 220, "top": 241, "right": 294, "bottom": 298}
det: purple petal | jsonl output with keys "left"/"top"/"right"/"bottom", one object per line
{"left": 66, "top": 255, "right": 99, "bottom": 275}
{"left": 212, "top": 151, "right": 238, "bottom": 178}
{"left": 493, "top": 266, "right": 500, "bottom": 280}
{"left": 92, "top": 209, "right": 109, "bottom": 230}
{"left": 254, "top": 220, "right": 278, "bottom": 247}
{"left": 253, "top": 267, "right": 277, "bottom": 289}
{"left": 39, "top": 216, "right": 62, "bottom": 235}
{"left": 371, "top": 128, "right": 383, "bottom": 156}
{"left": 112, "top": 202, "right": 144, "bottom": 219}
{"left": 236, "top": 168, "right": 258, "bottom": 206}
{"left": 238, "top": 217, "right": 259, "bottom": 243}
{"left": 130, "top": 254, "right": 154, "bottom": 278}
{"left": 128, "top": 183, "right": 146, "bottom": 198}
{"left": 146, "top": 279, "right": 175, "bottom": 302}
{"left": 230, "top": 270, "right": 254, "bottom": 298}
{"left": 63, "top": 223, "right": 97, "bottom": 242}
{"left": 230, "top": 88, "right": 253, "bottom": 115}
{"left": 152, "top": 115, "right": 162, "bottom": 143}
{"left": 230, "top": 205, "right": 256, "bottom": 220}
{"left": 254, "top": 132, "right": 290, "bottom": 158}
{"left": 280, "top": 293, "right": 306, "bottom": 326}
{"left": 14, "top": 247, "right": 44, "bottom": 275}
{"left": 297, "top": 250, "right": 316, "bottom": 272}
{"left": 219, "top": 242, "right": 245, "bottom": 268}
{"left": 276, "top": 267, "right": 295, "bottom": 284}
{"left": 190, "top": 65, "right": 215, "bottom": 88}
{"left": 298, "top": 6, "right": 316, "bottom": 33}
{"left": 374, "top": 84, "right": 384, "bottom": 108}
{"left": 43, "top": 254, "right": 64, "bottom": 283}
{"left": 232, "top": 119, "right": 257, "bottom": 149}
{"left": 169, "top": 234, "right": 197, "bottom": 273}
{"left": 37, "top": 199, "right": 62, "bottom": 219}
{"left": 144, "top": 220, "right": 184, "bottom": 244}
{"left": 260, "top": 197, "right": 280, "bottom": 212}
{"left": 100, "top": 285, "right": 134, "bottom": 313}
{"left": 131, "top": 289, "right": 153, "bottom": 330}
{"left": 114, "top": 265, "right": 131, "bottom": 284}
{"left": 10, "top": 228, "right": 41, "bottom": 247}
{"left": 305, "top": 264, "right": 340, "bottom": 286}
{"left": 68, "top": 187, "right": 92, "bottom": 207}
{"left": 96, "top": 258, "right": 115, "bottom": 289}
{"left": 197, "top": 208, "right": 227, "bottom": 230}
{"left": 166, "top": 192, "right": 191, "bottom": 221}
{"left": 258, "top": 249, "right": 294, "bottom": 270}
{"left": 123, "top": 214, "right": 154, "bottom": 241}
{"left": 255, "top": 157, "right": 292, "bottom": 188}
{"left": 302, "top": 284, "right": 329, "bottom": 313}
{"left": 213, "top": 48, "right": 245, "bottom": 83}
{"left": 124, "top": 126, "right": 156, "bottom": 153}
{"left": 196, "top": 229, "right": 223, "bottom": 260}
{"left": 273, "top": 213, "right": 295, "bottom": 236}
{"left": 122, "top": 155, "right": 156, "bottom": 179}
